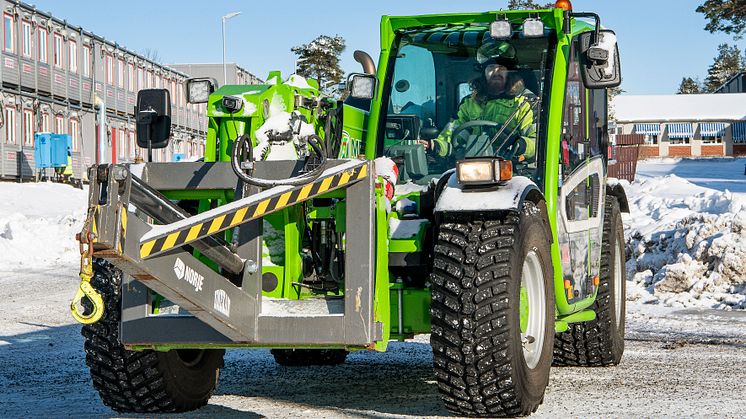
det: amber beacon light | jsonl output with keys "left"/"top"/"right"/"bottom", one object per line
{"left": 555, "top": 0, "right": 572, "bottom": 11}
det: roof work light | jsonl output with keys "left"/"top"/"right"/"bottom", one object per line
{"left": 490, "top": 19, "right": 512, "bottom": 39}
{"left": 555, "top": 0, "right": 572, "bottom": 11}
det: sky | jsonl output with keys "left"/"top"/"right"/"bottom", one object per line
{"left": 29, "top": 0, "right": 741, "bottom": 96}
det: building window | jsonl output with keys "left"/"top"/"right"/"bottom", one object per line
{"left": 118, "top": 128, "right": 126, "bottom": 160}
{"left": 5, "top": 107, "right": 16, "bottom": 144}
{"left": 702, "top": 134, "right": 723, "bottom": 144}
{"left": 53, "top": 33, "right": 63, "bottom": 68}
{"left": 106, "top": 55, "right": 113, "bottom": 85}
{"left": 645, "top": 135, "right": 659, "bottom": 145}
{"left": 82, "top": 45, "right": 90, "bottom": 77}
{"left": 129, "top": 130, "right": 136, "bottom": 158}
{"left": 55, "top": 114, "right": 65, "bottom": 134}
{"left": 70, "top": 119, "right": 79, "bottom": 151}
{"left": 178, "top": 82, "right": 184, "bottom": 107}
{"left": 117, "top": 59, "right": 124, "bottom": 88}
{"left": 38, "top": 28, "right": 48, "bottom": 63}
{"left": 137, "top": 67, "right": 143, "bottom": 91}
{"left": 667, "top": 123, "right": 693, "bottom": 145}
{"left": 21, "top": 21, "right": 31, "bottom": 57}
{"left": 733, "top": 122, "right": 746, "bottom": 144}
{"left": 700, "top": 123, "right": 726, "bottom": 144}
{"left": 68, "top": 40, "right": 77, "bottom": 73}
{"left": 41, "top": 113, "right": 50, "bottom": 132}
{"left": 669, "top": 137, "right": 690, "bottom": 145}
{"left": 147, "top": 70, "right": 152, "bottom": 88}
{"left": 171, "top": 81, "right": 176, "bottom": 105}
{"left": 127, "top": 63, "right": 134, "bottom": 91}
{"left": 23, "top": 109, "right": 33, "bottom": 146}
{"left": 4, "top": 13, "right": 14, "bottom": 53}
{"left": 155, "top": 74, "right": 160, "bottom": 88}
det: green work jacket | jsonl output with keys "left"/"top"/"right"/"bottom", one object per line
{"left": 432, "top": 93, "right": 536, "bottom": 160}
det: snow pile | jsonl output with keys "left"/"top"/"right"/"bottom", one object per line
{"left": 0, "top": 182, "right": 87, "bottom": 269}
{"left": 389, "top": 218, "right": 427, "bottom": 239}
{"left": 624, "top": 174, "right": 746, "bottom": 310}
{"left": 285, "top": 74, "right": 314, "bottom": 90}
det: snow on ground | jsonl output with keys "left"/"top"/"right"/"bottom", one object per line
{"left": 1, "top": 166, "right": 746, "bottom": 417}
{"left": 0, "top": 182, "right": 87, "bottom": 269}
{"left": 623, "top": 158, "right": 746, "bottom": 310}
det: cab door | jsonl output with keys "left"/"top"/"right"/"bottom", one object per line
{"left": 557, "top": 37, "right": 606, "bottom": 303}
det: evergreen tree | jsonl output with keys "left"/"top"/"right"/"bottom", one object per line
{"left": 608, "top": 86, "right": 625, "bottom": 120}
{"left": 677, "top": 77, "right": 702, "bottom": 94}
{"left": 291, "top": 35, "right": 346, "bottom": 92}
{"left": 704, "top": 43, "right": 743, "bottom": 92}
{"left": 697, "top": 0, "right": 746, "bottom": 39}
{"left": 507, "top": 0, "right": 554, "bottom": 9}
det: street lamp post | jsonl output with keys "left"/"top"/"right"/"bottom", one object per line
{"left": 221, "top": 11, "right": 241, "bottom": 86}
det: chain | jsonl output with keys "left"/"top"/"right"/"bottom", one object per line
{"left": 70, "top": 206, "right": 105, "bottom": 324}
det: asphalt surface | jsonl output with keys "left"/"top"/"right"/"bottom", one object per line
{"left": 1, "top": 269, "right": 745, "bottom": 418}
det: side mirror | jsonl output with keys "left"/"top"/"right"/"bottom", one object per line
{"left": 579, "top": 30, "right": 621, "bottom": 89}
{"left": 136, "top": 89, "right": 171, "bottom": 149}
{"left": 348, "top": 73, "right": 377, "bottom": 100}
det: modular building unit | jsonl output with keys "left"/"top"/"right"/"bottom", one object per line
{"left": 0, "top": 0, "right": 215, "bottom": 181}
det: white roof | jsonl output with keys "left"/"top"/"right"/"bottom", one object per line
{"left": 612, "top": 93, "right": 746, "bottom": 123}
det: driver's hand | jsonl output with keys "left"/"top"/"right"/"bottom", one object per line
{"left": 416, "top": 139, "right": 431, "bottom": 151}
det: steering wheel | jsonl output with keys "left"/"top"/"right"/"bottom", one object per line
{"left": 450, "top": 120, "right": 520, "bottom": 160}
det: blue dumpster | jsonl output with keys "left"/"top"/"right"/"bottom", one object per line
{"left": 50, "top": 134, "right": 72, "bottom": 168}
{"left": 34, "top": 133, "right": 53, "bottom": 169}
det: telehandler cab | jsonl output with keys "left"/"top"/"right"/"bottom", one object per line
{"left": 72, "top": 1, "right": 627, "bottom": 416}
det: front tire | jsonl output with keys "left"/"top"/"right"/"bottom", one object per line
{"left": 553, "top": 197, "right": 626, "bottom": 366}
{"left": 430, "top": 202, "right": 555, "bottom": 417}
{"left": 82, "top": 259, "right": 224, "bottom": 413}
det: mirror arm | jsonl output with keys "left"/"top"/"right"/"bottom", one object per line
{"left": 570, "top": 12, "right": 601, "bottom": 45}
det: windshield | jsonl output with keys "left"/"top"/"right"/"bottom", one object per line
{"left": 380, "top": 27, "right": 554, "bottom": 185}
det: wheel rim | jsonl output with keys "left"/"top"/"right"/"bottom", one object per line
{"left": 520, "top": 250, "right": 546, "bottom": 370}
{"left": 614, "top": 236, "right": 624, "bottom": 329}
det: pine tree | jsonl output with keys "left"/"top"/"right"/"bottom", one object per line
{"left": 677, "top": 77, "right": 702, "bottom": 94}
{"left": 507, "top": 0, "right": 554, "bottom": 9}
{"left": 704, "top": 43, "right": 743, "bottom": 92}
{"left": 291, "top": 35, "right": 346, "bottom": 92}
{"left": 608, "top": 86, "right": 625, "bottom": 120}
{"left": 697, "top": 0, "right": 746, "bottom": 39}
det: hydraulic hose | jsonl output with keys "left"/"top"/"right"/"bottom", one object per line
{"left": 230, "top": 133, "right": 329, "bottom": 187}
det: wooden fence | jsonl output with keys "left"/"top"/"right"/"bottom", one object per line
{"left": 608, "top": 134, "right": 644, "bottom": 182}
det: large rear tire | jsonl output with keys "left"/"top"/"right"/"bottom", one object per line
{"left": 270, "top": 349, "right": 349, "bottom": 366}
{"left": 430, "top": 202, "right": 555, "bottom": 417}
{"left": 553, "top": 197, "right": 626, "bottom": 366}
{"left": 81, "top": 259, "right": 224, "bottom": 413}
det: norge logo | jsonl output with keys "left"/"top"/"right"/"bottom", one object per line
{"left": 173, "top": 258, "right": 204, "bottom": 292}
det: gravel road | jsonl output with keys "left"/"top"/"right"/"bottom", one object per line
{"left": 2, "top": 269, "right": 745, "bottom": 418}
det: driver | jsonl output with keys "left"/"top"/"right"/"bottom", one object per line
{"left": 426, "top": 40, "right": 536, "bottom": 162}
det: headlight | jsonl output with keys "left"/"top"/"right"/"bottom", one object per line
{"left": 456, "top": 158, "right": 513, "bottom": 186}
{"left": 186, "top": 78, "right": 216, "bottom": 104}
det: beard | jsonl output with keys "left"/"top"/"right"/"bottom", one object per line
{"left": 487, "top": 76, "right": 506, "bottom": 94}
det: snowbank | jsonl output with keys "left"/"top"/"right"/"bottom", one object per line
{"left": 0, "top": 182, "right": 86, "bottom": 269}
{"left": 623, "top": 172, "right": 746, "bottom": 310}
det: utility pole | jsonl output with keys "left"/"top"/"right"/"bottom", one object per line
{"left": 221, "top": 12, "right": 241, "bottom": 86}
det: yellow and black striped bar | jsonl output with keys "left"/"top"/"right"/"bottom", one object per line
{"left": 139, "top": 161, "right": 368, "bottom": 259}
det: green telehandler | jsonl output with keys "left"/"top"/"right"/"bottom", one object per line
{"left": 71, "top": 1, "right": 628, "bottom": 416}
